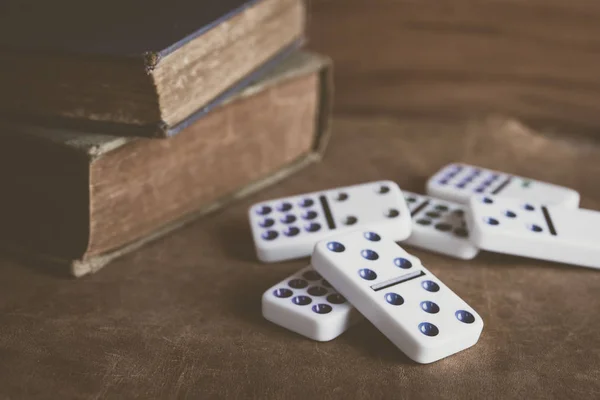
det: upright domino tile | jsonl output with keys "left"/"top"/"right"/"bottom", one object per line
{"left": 426, "top": 163, "right": 580, "bottom": 208}
{"left": 402, "top": 191, "right": 479, "bottom": 260}
{"left": 311, "top": 231, "right": 484, "bottom": 364}
{"left": 466, "top": 195, "right": 600, "bottom": 270}
{"left": 248, "top": 181, "right": 412, "bottom": 262}
{"left": 262, "top": 265, "right": 363, "bottom": 341}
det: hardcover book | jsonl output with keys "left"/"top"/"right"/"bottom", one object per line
{"left": 0, "top": 0, "right": 306, "bottom": 137}
{"left": 0, "top": 51, "right": 332, "bottom": 277}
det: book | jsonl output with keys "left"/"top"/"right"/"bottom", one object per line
{"left": 0, "top": 0, "right": 306, "bottom": 137}
{"left": 0, "top": 51, "right": 332, "bottom": 277}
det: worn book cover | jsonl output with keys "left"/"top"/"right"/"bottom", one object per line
{"left": 0, "top": 51, "right": 333, "bottom": 277}
{"left": 0, "top": 0, "right": 306, "bottom": 137}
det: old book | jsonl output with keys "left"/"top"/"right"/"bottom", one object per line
{"left": 0, "top": 0, "right": 306, "bottom": 137}
{"left": 0, "top": 51, "right": 332, "bottom": 277}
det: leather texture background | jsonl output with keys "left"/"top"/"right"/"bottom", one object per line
{"left": 1, "top": 116, "right": 598, "bottom": 399}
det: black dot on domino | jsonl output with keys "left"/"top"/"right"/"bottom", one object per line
{"left": 426, "top": 211, "right": 441, "bottom": 219}
{"left": 256, "top": 205, "right": 272, "bottom": 215}
{"left": 336, "top": 192, "right": 349, "bottom": 201}
{"left": 523, "top": 203, "right": 535, "bottom": 211}
{"left": 259, "top": 218, "right": 275, "bottom": 228}
{"left": 299, "top": 198, "right": 314, "bottom": 208}
{"left": 394, "top": 257, "right": 412, "bottom": 269}
{"left": 273, "top": 288, "right": 293, "bottom": 298}
{"left": 262, "top": 230, "right": 278, "bottom": 241}
{"left": 484, "top": 217, "right": 500, "bottom": 226}
{"left": 482, "top": 197, "right": 494, "bottom": 204}
{"left": 312, "top": 304, "right": 332, "bottom": 314}
{"left": 308, "top": 286, "right": 328, "bottom": 296}
{"left": 342, "top": 216, "right": 358, "bottom": 226}
{"left": 280, "top": 214, "right": 297, "bottom": 224}
{"left": 435, "top": 223, "right": 452, "bottom": 232}
{"left": 434, "top": 204, "right": 449, "bottom": 212}
{"left": 420, "top": 301, "right": 440, "bottom": 314}
{"left": 359, "top": 268, "right": 377, "bottom": 281}
{"left": 288, "top": 279, "right": 308, "bottom": 289}
{"left": 456, "top": 310, "right": 476, "bottom": 324}
{"left": 305, "top": 223, "right": 321, "bottom": 233}
{"left": 504, "top": 210, "right": 517, "bottom": 218}
{"left": 361, "top": 249, "right": 379, "bottom": 261}
{"left": 386, "top": 209, "right": 400, "bottom": 218}
{"left": 302, "top": 210, "right": 318, "bottom": 220}
{"left": 277, "top": 202, "right": 292, "bottom": 212}
{"left": 416, "top": 219, "right": 431, "bottom": 226}
{"left": 364, "top": 232, "right": 381, "bottom": 242}
{"left": 283, "top": 226, "right": 300, "bottom": 237}
{"left": 422, "top": 280, "right": 440, "bottom": 292}
{"left": 406, "top": 196, "right": 418, "bottom": 203}
{"left": 528, "top": 224, "right": 543, "bottom": 233}
{"left": 327, "top": 294, "right": 346, "bottom": 304}
{"left": 419, "top": 322, "right": 439, "bottom": 337}
{"left": 327, "top": 242, "right": 345, "bottom": 252}
{"left": 385, "top": 293, "right": 404, "bottom": 306}
{"left": 303, "top": 270, "right": 322, "bottom": 281}
{"left": 378, "top": 185, "right": 390, "bottom": 194}
{"left": 292, "top": 296, "right": 312, "bottom": 306}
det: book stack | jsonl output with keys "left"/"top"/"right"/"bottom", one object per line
{"left": 0, "top": 0, "right": 332, "bottom": 277}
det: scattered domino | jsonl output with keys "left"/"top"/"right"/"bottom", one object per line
{"left": 466, "top": 195, "right": 600, "bottom": 270}
{"left": 427, "top": 163, "right": 580, "bottom": 208}
{"left": 402, "top": 191, "right": 479, "bottom": 260}
{"left": 262, "top": 265, "right": 363, "bottom": 341}
{"left": 311, "top": 230, "right": 484, "bottom": 364}
{"left": 248, "top": 181, "right": 412, "bottom": 262}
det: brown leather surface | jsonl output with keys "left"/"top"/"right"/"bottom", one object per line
{"left": 1, "top": 116, "right": 599, "bottom": 398}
